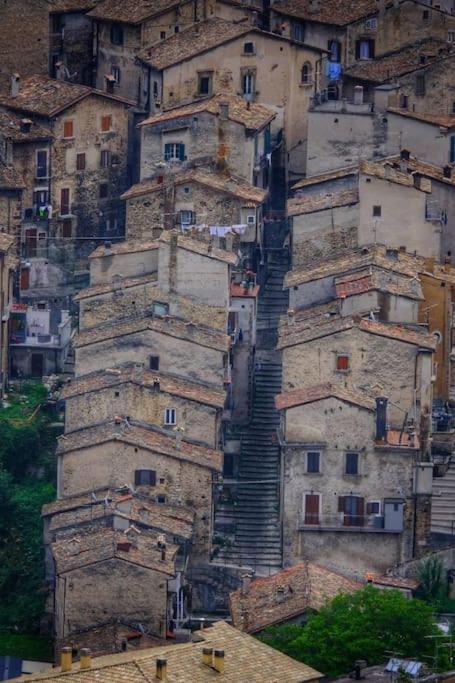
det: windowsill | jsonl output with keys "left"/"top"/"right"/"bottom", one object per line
{"left": 194, "top": 92, "right": 212, "bottom": 99}
{"left": 243, "top": 52, "right": 256, "bottom": 56}
{"left": 300, "top": 83, "right": 314, "bottom": 88}
{"left": 62, "top": 137, "right": 75, "bottom": 142}
{"left": 342, "top": 473, "right": 362, "bottom": 480}
{"left": 35, "top": 176, "right": 50, "bottom": 181}
{"left": 335, "top": 369, "right": 351, "bottom": 374}
{"left": 305, "top": 471, "right": 323, "bottom": 476}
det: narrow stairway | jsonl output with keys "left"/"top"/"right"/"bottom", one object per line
{"left": 431, "top": 458, "right": 455, "bottom": 537}
{"left": 220, "top": 250, "right": 289, "bottom": 571}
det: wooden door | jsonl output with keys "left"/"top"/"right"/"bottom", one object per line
{"left": 20, "top": 268, "right": 30, "bottom": 291}
{"left": 304, "top": 494, "right": 319, "bottom": 525}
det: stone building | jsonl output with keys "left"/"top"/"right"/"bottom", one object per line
{"left": 275, "top": 385, "right": 433, "bottom": 574}
{"left": 137, "top": 17, "right": 324, "bottom": 176}
{"left": 0, "top": 233, "right": 16, "bottom": 394}
{"left": 0, "top": 75, "right": 132, "bottom": 301}
{"left": 386, "top": 109, "right": 455, "bottom": 169}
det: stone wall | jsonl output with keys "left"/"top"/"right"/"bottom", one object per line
{"left": 0, "top": 189, "right": 22, "bottom": 256}
{"left": 291, "top": 205, "right": 359, "bottom": 268}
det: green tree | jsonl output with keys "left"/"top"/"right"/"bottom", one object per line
{"left": 259, "top": 585, "right": 447, "bottom": 677}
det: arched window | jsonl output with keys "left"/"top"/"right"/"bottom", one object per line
{"left": 301, "top": 62, "right": 312, "bottom": 85}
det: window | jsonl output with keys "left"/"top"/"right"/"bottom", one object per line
{"left": 160, "top": 31, "right": 166, "bottom": 40}
{"left": 336, "top": 354, "right": 350, "bottom": 372}
{"left": 345, "top": 452, "right": 359, "bottom": 475}
{"left": 373, "top": 205, "right": 382, "bottom": 217}
{"left": 100, "top": 150, "right": 110, "bottom": 168}
{"left": 63, "top": 120, "right": 73, "bottom": 138}
{"left": 62, "top": 219, "right": 72, "bottom": 238}
{"left": 400, "top": 94, "right": 408, "bottom": 109}
{"left": 243, "top": 41, "right": 255, "bottom": 54}
{"left": 180, "top": 209, "right": 194, "bottom": 225}
{"left": 415, "top": 74, "right": 426, "bottom": 96}
{"left": 365, "top": 17, "right": 377, "bottom": 30}
{"left": 449, "top": 31, "right": 455, "bottom": 42}
{"left": 99, "top": 183, "right": 108, "bottom": 199}
{"left": 223, "top": 453, "right": 235, "bottom": 478}
{"left": 292, "top": 21, "right": 305, "bottom": 42}
{"left": 164, "top": 142, "right": 185, "bottom": 161}
{"left": 247, "top": 214, "right": 256, "bottom": 225}
{"left": 339, "top": 495, "right": 364, "bottom": 526}
{"left": 157, "top": 494, "right": 166, "bottom": 504}
{"left": 165, "top": 407, "right": 176, "bottom": 425}
{"left": 110, "top": 23, "right": 123, "bottom": 45}
{"left": 60, "top": 188, "right": 70, "bottom": 215}
{"left": 328, "top": 39, "right": 341, "bottom": 62}
{"left": 111, "top": 66, "right": 121, "bottom": 84}
{"left": 149, "top": 355, "right": 159, "bottom": 370}
{"left": 76, "top": 152, "right": 86, "bottom": 171}
{"left": 304, "top": 493, "right": 320, "bottom": 525}
{"left": 175, "top": 25, "right": 179, "bottom": 33}
{"left": 423, "top": 9, "right": 430, "bottom": 19}
{"left": 355, "top": 39, "right": 375, "bottom": 60}
{"left": 36, "top": 150, "right": 48, "bottom": 178}
{"left": 242, "top": 71, "right": 255, "bottom": 96}
{"left": 301, "top": 62, "right": 312, "bottom": 84}
{"left": 101, "top": 115, "right": 112, "bottom": 132}
{"left": 134, "top": 469, "right": 156, "bottom": 486}
{"left": 198, "top": 72, "right": 212, "bottom": 95}
{"left": 307, "top": 451, "right": 320, "bottom": 474}
{"left": 366, "top": 501, "right": 381, "bottom": 515}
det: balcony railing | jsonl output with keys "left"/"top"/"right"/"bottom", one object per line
{"left": 300, "top": 513, "right": 401, "bottom": 533}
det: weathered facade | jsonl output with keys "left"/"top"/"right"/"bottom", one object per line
{"left": 0, "top": 233, "right": 16, "bottom": 393}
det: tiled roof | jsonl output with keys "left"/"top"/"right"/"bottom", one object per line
{"left": 56, "top": 623, "right": 165, "bottom": 661}
{"left": 288, "top": 189, "right": 359, "bottom": 216}
{"left": 0, "top": 233, "right": 15, "bottom": 252}
{"left": 378, "top": 427, "right": 420, "bottom": 449}
{"left": 277, "top": 315, "right": 436, "bottom": 350}
{"left": 73, "top": 273, "right": 158, "bottom": 302}
{"left": 230, "top": 283, "right": 260, "bottom": 298}
{"left": 387, "top": 107, "right": 455, "bottom": 129}
{"left": 271, "top": 0, "right": 377, "bottom": 25}
{"left": 45, "top": 490, "right": 194, "bottom": 539}
{"left": 74, "top": 312, "right": 230, "bottom": 352}
{"left": 89, "top": 239, "right": 159, "bottom": 259}
{"left": 0, "top": 75, "right": 134, "bottom": 118}
{"left": 60, "top": 365, "right": 226, "bottom": 408}
{"left": 159, "top": 230, "right": 239, "bottom": 266}
{"left": 335, "top": 267, "right": 424, "bottom": 300}
{"left": 0, "top": 111, "right": 53, "bottom": 142}
{"left": 11, "top": 621, "right": 323, "bottom": 682}
{"left": 56, "top": 420, "right": 223, "bottom": 471}
{"left": 380, "top": 153, "right": 455, "bottom": 187}
{"left": 230, "top": 563, "right": 362, "bottom": 633}
{"left": 284, "top": 244, "right": 424, "bottom": 288}
{"left": 370, "top": 575, "right": 420, "bottom": 590}
{"left": 292, "top": 166, "right": 358, "bottom": 190}
{"left": 122, "top": 169, "right": 268, "bottom": 204}
{"left": 51, "top": 527, "right": 179, "bottom": 576}
{"left": 138, "top": 18, "right": 252, "bottom": 69}
{"left": 0, "top": 162, "right": 24, "bottom": 190}
{"left": 140, "top": 93, "right": 275, "bottom": 133}
{"left": 345, "top": 39, "right": 452, "bottom": 83}
{"left": 49, "top": 0, "right": 98, "bottom": 12}
{"left": 88, "top": 0, "right": 190, "bottom": 24}
{"left": 275, "top": 383, "right": 376, "bottom": 411}
{"left": 360, "top": 158, "right": 432, "bottom": 192}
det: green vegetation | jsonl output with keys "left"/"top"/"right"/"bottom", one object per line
{"left": 417, "top": 556, "right": 455, "bottom": 613}
{"left": 0, "top": 634, "right": 53, "bottom": 662}
{"left": 258, "top": 585, "right": 449, "bottom": 677}
{"left": 0, "top": 383, "right": 59, "bottom": 642}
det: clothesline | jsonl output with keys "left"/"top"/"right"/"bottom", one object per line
{"left": 180, "top": 224, "right": 248, "bottom": 235}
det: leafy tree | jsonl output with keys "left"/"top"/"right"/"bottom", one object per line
{"left": 259, "top": 585, "right": 447, "bottom": 677}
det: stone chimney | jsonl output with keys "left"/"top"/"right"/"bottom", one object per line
{"left": 10, "top": 74, "right": 20, "bottom": 98}
{"left": 80, "top": 649, "right": 92, "bottom": 671}
{"left": 219, "top": 100, "right": 229, "bottom": 121}
{"left": 241, "top": 573, "right": 252, "bottom": 595}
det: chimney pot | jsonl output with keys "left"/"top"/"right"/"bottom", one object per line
{"left": 153, "top": 378, "right": 160, "bottom": 392}
{"left": 213, "top": 649, "right": 225, "bottom": 674}
{"left": 241, "top": 573, "right": 252, "bottom": 595}
{"left": 443, "top": 165, "right": 453, "bottom": 179}
{"left": 219, "top": 100, "right": 229, "bottom": 120}
{"left": 202, "top": 647, "right": 213, "bottom": 667}
{"left": 61, "top": 647, "right": 73, "bottom": 673}
{"left": 156, "top": 657, "right": 167, "bottom": 681}
{"left": 400, "top": 148, "right": 410, "bottom": 161}
{"left": 80, "top": 648, "right": 92, "bottom": 670}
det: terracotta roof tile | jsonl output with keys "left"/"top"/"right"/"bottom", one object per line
{"left": 0, "top": 111, "right": 53, "bottom": 142}
{"left": 230, "top": 563, "right": 362, "bottom": 633}
{"left": 12, "top": 621, "right": 322, "bottom": 682}
{"left": 360, "top": 158, "right": 432, "bottom": 192}
{"left": 292, "top": 166, "right": 358, "bottom": 190}
{"left": 383, "top": 153, "right": 455, "bottom": 187}
{"left": 230, "top": 283, "right": 260, "bottom": 297}
{"left": 140, "top": 93, "right": 275, "bottom": 132}
{"left": 122, "top": 169, "right": 268, "bottom": 204}
{"left": 138, "top": 18, "right": 252, "bottom": 69}
{"left": 88, "top": 0, "right": 190, "bottom": 24}
{"left": 159, "top": 230, "right": 239, "bottom": 265}
{"left": 73, "top": 273, "right": 158, "bottom": 302}
{"left": 275, "top": 382, "right": 376, "bottom": 411}
{"left": 74, "top": 312, "right": 230, "bottom": 352}
{"left": 345, "top": 39, "right": 452, "bottom": 83}
{"left": 271, "top": 0, "right": 377, "bottom": 25}
{"left": 0, "top": 162, "right": 24, "bottom": 190}
{"left": 284, "top": 244, "right": 424, "bottom": 288}
{"left": 60, "top": 365, "right": 226, "bottom": 408}
{"left": 89, "top": 240, "right": 159, "bottom": 259}
{"left": 388, "top": 107, "right": 455, "bottom": 128}
{"left": 335, "top": 267, "right": 424, "bottom": 300}
{"left": 288, "top": 189, "right": 359, "bottom": 216}
{"left": 56, "top": 420, "right": 223, "bottom": 471}
{"left": 0, "top": 75, "right": 134, "bottom": 118}
{"left": 50, "top": 0, "right": 98, "bottom": 12}
{"left": 370, "top": 575, "right": 420, "bottom": 590}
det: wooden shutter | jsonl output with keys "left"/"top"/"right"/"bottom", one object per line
{"left": 305, "top": 494, "right": 319, "bottom": 525}
{"left": 76, "top": 153, "right": 86, "bottom": 171}
{"left": 355, "top": 40, "right": 361, "bottom": 59}
{"left": 369, "top": 39, "right": 375, "bottom": 58}
{"left": 450, "top": 136, "right": 455, "bottom": 164}
{"left": 60, "top": 188, "right": 70, "bottom": 215}
{"left": 178, "top": 143, "right": 186, "bottom": 161}
{"left": 36, "top": 151, "right": 48, "bottom": 178}
{"left": 101, "top": 115, "right": 112, "bottom": 132}
{"left": 63, "top": 120, "right": 73, "bottom": 138}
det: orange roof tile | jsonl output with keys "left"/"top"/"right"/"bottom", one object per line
{"left": 89, "top": 240, "right": 159, "bottom": 259}
{"left": 271, "top": 0, "right": 377, "bottom": 26}
{"left": 288, "top": 189, "right": 359, "bottom": 216}
{"left": 275, "top": 382, "right": 376, "bottom": 411}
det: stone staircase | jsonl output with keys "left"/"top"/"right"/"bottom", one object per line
{"left": 431, "top": 458, "right": 455, "bottom": 537}
{"left": 219, "top": 250, "right": 289, "bottom": 572}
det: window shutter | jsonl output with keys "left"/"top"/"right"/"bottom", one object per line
{"left": 338, "top": 495, "right": 346, "bottom": 512}
{"left": 357, "top": 497, "right": 365, "bottom": 525}
{"left": 355, "top": 41, "right": 361, "bottom": 59}
{"left": 366, "top": 502, "right": 373, "bottom": 515}
{"left": 369, "top": 39, "right": 375, "bottom": 58}
{"left": 178, "top": 143, "right": 186, "bottom": 161}
{"left": 164, "top": 143, "right": 171, "bottom": 161}
{"left": 135, "top": 469, "right": 156, "bottom": 486}
{"left": 450, "top": 136, "right": 455, "bottom": 164}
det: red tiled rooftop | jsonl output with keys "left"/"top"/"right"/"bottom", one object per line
{"left": 275, "top": 383, "right": 376, "bottom": 411}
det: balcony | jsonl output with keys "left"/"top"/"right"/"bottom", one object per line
{"left": 299, "top": 513, "right": 401, "bottom": 533}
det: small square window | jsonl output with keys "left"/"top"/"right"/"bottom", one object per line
{"left": 373, "top": 205, "right": 382, "bottom": 217}
{"left": 160, "top": 31, "right": 166, "bottom": 39}
{"left": 114, "top": 391, "right": 120, "bottom": 397}
{"left": 307, "top": 452, "right": 320, "bottom": 473}
{"left": 198, "top": 73, "right": 212, "bottom": 96}
{"left": 184, "top": 186, "right": 190, "bottom": 194}
{"left": 149, "top": 355, "right": 159, "bottom": 370}
{"left": 135, "top": 469, "right": 156, "bottom": 486}
{"left": 336, "top": 354, "right": 349, "bottom": 372}
{"left": 346, "top": 452, "right": 359, "bottom": 475}
{"left": 174, "top": 25, "right": 179, "bottom": 33}
{"left": 244, "top": 41, "right": 255, "bottom": 54}
{"left": 423, "top": 9, "right": 429, "bottom": 19}
{"left": 165, "top": 407, "right": 176, "bottom": 425}
{"left": 157, "top": 494, "right": 166, "bottom": 504}
{"left": 99, "top": 183, "right": 108, "bottom": 199}
{"left": 152, "top": 301, "right": 169, "bottom": 317}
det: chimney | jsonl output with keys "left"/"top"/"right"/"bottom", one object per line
{"left": 11, "top": 73, "right": 20, "bottom": 98}
{"left": 443, "top": 165, "right": 453, "bottom": 179}
{"left": 134, "top": 362, "right": 143, "bottom": 380}
{"left": 80, "top": 648, "right": 92, "bottom": 670}
{"left": 55, "top": 62, "right": 65, "bottom": 81}
{"left": 153, "top": 377, "right": 160, "bottom": 392}
{"left": 376, "top": 397, "right": 388, "bottom": 442}
{"left": 117, "top": 540, "right": 131, "bottom": 552}
{"left": 241, "top": 573, "right": 252, "bottom": 595}
{"left": 20, "top": 118, "right": 32, "bottom": 134}
{"left": 400, "top": 148, "right": 410, "bottom": 161}
{"left": 61, "top": 647, "right": 73, "bottom": 673}
{"left": 309, "top": 0, "right": 319, "bottom": 12}
{"left": 202, "top": 647, "right": 213, "bottom": 667}
{"left": 104, "top": 240, "right": 112, "bottom": 254}
{"left": 105, "top": 74, "right": 115, "bottom": 94}
{"left": 246, "top": 100, "right": 251, "bottom": 111}
{"left": 219, "top": 100, "right": 229, "bottom": 121}
{"left": 353, "top": 85, "right": 364, "bottom": 105}
{"left": 213, "top": 650, "right": 225, "bottom": 674}
{"left": 156, "top": 657, "right": 167, "bottom": 681}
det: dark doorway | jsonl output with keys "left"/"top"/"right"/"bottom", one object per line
{"left": 31, "top": 353, "right": 44, "bottom": 377}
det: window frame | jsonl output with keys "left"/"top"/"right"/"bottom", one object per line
{"left": 149, "top": 355, "right": 160, "bottom": 371}
{"left": 301, "top": 62, "right": 312, "bottom": 85}
{"left": 303, "top": 492, "right": 321, "bottom": 525}
{"left": 242, "top": 70, "right": 256, "bottom": 96}
{"left": 164, "top": 142, "right": 185, "bottom": 162}
{"left": 62, "top": 219, "right": 72, "bottom": 238}
{"left": 76, "top": 152, "right": 86, "bottom": 171}
{"left": 197, "top": 71, "right": 213, "bottom": 96}
{"left": 164, "top": 407, "right": 177, "bottom": 426}
{"left": 60, "top": 187, "right": 70, "bottom": 216}
{"left": 110, "top": 22, "right": 124, "bottom": 45}
{"left": 63, "top": 119, "right": 74, "bottom": 139}
{"left": 243, "top": 41, "right": 256, "bottom": 54}
{"left": 99, "top": 183, "right": 108, "bottom": 199}
{"left": 336, "top": 353, "right": 350, "bottom": 372}
{"left": 36, "top": 149, "right": 48, "bottom": 179}
{"left": 415, "top": 73, "right": 426, "bottom": 96}
{"left": 100, "top": 114, "right": 112, "bottom": 133}
{"left": 100, "top": 149, "right": 110, "bottom": 168}
{"left": 134, "top": 469, "right": 156, "bottom": 486}
{"left": 366, "top": 500, "right": 381, "bottom": 515}
{"left": 345, "top": 452, "right": 360, "bottom": 476}
{"left": 306, "top": 451, "right": 321, "bottom": 474}
{"left": 372, "top": 204, "right": 382, "bottom": 217}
